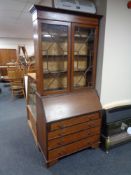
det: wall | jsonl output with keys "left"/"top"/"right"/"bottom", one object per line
{"left": 37, "top": 0, "right": 53, "bottom": 7}
{"left": 0, "top": 38, "right": 34, "bottom": 56}
{"left": 96, "top": 0, "right": 131, "bottom": 107}
{"left": 0, "top": 0, "right": 54, "bottom": 56}
{"left": 95, "top": 0, "right": 107, "bottom": 97}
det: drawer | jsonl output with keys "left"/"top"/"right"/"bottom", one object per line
{"left": 48, "top": 112, "right": 100, "bottom": 131}
{"left": 48, "top": 135, "right": 99, "bottom": 160}
{"left": 48, "top": 127, "right": 100, "bottom": 150}
{"left": 48, "top": 118, "right": 101, "bottom": 140}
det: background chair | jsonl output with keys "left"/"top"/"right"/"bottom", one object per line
{"left": 7, "top": 67, "right": 25, "bottom": 97}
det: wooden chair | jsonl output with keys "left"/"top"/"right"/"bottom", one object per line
{"left": 7, "top": 67, "right": 25, "bottom": 97}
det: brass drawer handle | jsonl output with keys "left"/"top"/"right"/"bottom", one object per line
{"left": 58, "top": 133, "right": 63, "bottom": 137}
{"left": 58, "top": 124, "right": 65, "bottom": 129}
{"left": 58, "top": 152, "right": 63, "bottom": 156}
{"left": 57, "top": 142, "right": 63, "bottom": 146}
{"left": 89, "top": 123, "right": 96, "bottom": 127}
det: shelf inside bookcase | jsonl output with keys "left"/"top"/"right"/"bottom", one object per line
{"left": 43, "top": 70, "right": 67, "bottom": 75}
{"left": 42, "top": 54, "right": 68, "bottom": 58}
{"left": 42, "top": 54, "right": 89, "bottom": 59}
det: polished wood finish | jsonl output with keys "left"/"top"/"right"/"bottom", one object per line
{"left": 49, "top": 112, "right": 100, "bottom": 131}
{"left": 36, "top": 90, "right": 102, "bottom": 166}
{"left": 27, "top": 5, "right": 102, "bottom": 167}
{"left": 48, "top": 127, "right": 100, "bottom": 150}
{"left": 43, "top": 89, "right": 101, "bottom": 123}
{"left": 48, "top": 135, "right": 99, "bottom": 160}
{"left": 48, "top": 118, "right": 101, "bottom": 140}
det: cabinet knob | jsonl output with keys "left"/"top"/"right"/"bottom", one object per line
{"left": 57, "top": 142, "right": 63, "bottom": 146}
{"left": 58, "top": 124, "right": 65, "bottom": 129}
{"left": 58, "top": 133, "right": 63, "bottom": 137}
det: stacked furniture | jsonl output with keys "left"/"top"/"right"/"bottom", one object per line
{"left": 101, "top": 105, "right": 131, "bottom": 153}
{"left": 0, "top": 49, "right": 17, "bottom": 66}
{"left": 17, "top": 46, "right": 36, "bottom": 74}
{"left": 0, "top": 49, "right": 17, "bottom": 78}
{"left": 27, "top": 5, "right": 102, "bottom": 167}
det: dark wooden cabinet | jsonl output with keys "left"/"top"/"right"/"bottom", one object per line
{"left": 27, "top": 5, "right": 102, "bottom": 167}
{"left": 36, "top": 89, "right": 102, "bottom": 166}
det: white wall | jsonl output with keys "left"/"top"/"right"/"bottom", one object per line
{"left": 97, "top": 0, "right": 131, "bottom": 106}
{"left": 37, "top": 0, "right": 53, "bottom": 7}
{"left": 0, "top": 38, "right": 34, "bottom": 56}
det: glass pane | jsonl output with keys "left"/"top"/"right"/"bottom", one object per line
{"left": 28, "top": 78, "right": 36, "bottom": 118}
{"left": 41, "top": 23, "right": 68, "bottom": 92}
{"left": 73, "top": 26, "right": 95, "bottom": 88}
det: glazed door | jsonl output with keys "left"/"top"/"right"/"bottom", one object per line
{"left": 27, "top": 76, "right": 37, "bottom": 118}
{"left": 72, "top": 23, "right": 98, "bottom": 90}
{"left": 40, "top": 21, "right": 71, "bottom": 95}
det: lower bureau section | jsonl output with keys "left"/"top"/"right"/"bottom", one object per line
{"left": 48, "top": 135, "right": 99, "bottom": 160}
{"left": 36, "top": 101, "right": 101, "bottom": 167}
{"left": 29, "top": 81, "right": 103, "bottom": 167}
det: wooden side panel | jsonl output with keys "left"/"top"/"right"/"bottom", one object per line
{"left": 27, "top": 106, "right": 37, "bottom": 144}
{"left": 36, "top": 93, "right": 47, "bottom": 159}
{"left": 33, "top": 19, "right": 43, "bottom": 95}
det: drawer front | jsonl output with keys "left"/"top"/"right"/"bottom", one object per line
{"left": 48, "top": 118, "right": 101, "bottom": 140}
{"left": 48, "top": 135, "right": 99, "bottom": 160}
{"left": 49, "top": 112, "right": 100, "bottom": 131}
{"left": 48, "top": 127, "right": 100, "bottom": 150}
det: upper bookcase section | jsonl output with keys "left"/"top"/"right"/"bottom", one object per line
{"left": 29, "top": 5, "right": 102, "bottom": 95}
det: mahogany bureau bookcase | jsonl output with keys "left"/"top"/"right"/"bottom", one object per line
{"left": 27, "top": 5, "right": 102, "bottom": 167}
